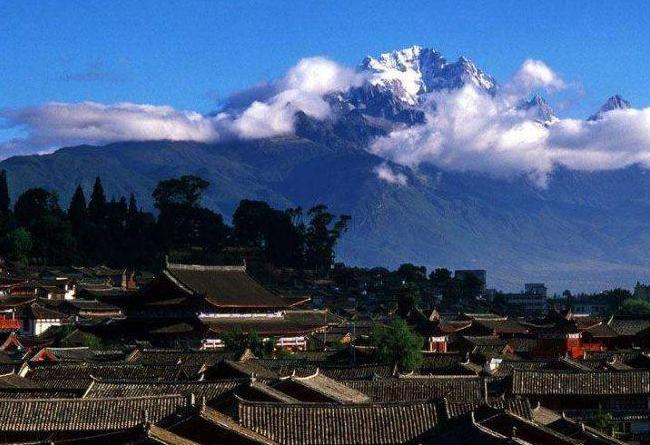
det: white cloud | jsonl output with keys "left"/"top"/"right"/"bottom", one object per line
{"left": 0, "top": 102, "right": 221, "bottom": 157}
{"left": 228, "top": 57, "right": 363, "bottom": 139}
{"left": 0, "top": 56, "right": 363, "bottom": 158}
{"left": 374, "top": 163, "right": 408, "bottom": 186}
{"left": 511, "top": 59, "right": 566, "bottom": 92}
{"left": 5, "top": 52, "right": 650, "bottom": 189}
{"left": 371, "top": 73, "right": 650, "bottom": 187}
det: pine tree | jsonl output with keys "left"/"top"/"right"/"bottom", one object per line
{"left": 68, "top": 185, "right": 87, "bottom": 229}
{"left": 0, "top": 170, "right": 10, "bottom": 214}
{"left": 88, "top": 177, "right": 107, "bottom": 221}
{"left": 128, "top": 193, "right": 138, "bottom": 216}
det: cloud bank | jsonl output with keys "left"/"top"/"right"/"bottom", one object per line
{"left": 0, "top": 57, "right": 362, "bottom": 157}
{"left": 371, "top": 61, "right": 650, "bottom": 187}
{"left": 3, "top": 50, "right": 650, "bottom": 189}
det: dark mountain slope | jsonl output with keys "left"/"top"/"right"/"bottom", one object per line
{"left": 2, "top": 139, "right": 650, "bottom": 292}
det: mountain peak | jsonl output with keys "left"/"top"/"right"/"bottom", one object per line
{"left": 588, "top": 94, "right": 631, "bottom": 120}
{"left": 359, "top": 46, "right": 496, "bottom": 105}
{"left": 518, "top": 95, "right": 555, "bottom": 122}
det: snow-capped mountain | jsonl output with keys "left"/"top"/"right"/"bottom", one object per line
{"left": 517, "top": 95, "right": 556, "bottom": 123}
{"left": 588, "top": 94, "right": 631, "bottom": 120}
{"left": 326, "top": 46, "right": 498, "bottom": 127}
{"left": 359, "top": 46, "right": 497, "bottom": 105}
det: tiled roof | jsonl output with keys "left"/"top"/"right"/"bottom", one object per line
{"left": 83, "top": 378, "right": 245, "bottom": 402}
{"left": 0, "top": 395, "right": 186, "bottom": 432}
{"left": 472, "top": 318, "right": 530, "bottom": 335}
{"left": 275, "top": 371, "right": 371, "bottom": 403}
{"left": 346, "top": 376, "right": 484, "bottom": 402}
{"left": 165, "top": 263, "right": 289, "bottom": 308}
{"left": 238, "top": 379, "right": 301, "bottom": 403}
{"left": 236, "top": 398, "right": 439, "bottom": 445}
{"left": 22, "top": 363, "right": 198, "bottom": 389}
{"left": 299, "top": 364, "right": 397, "bottom": 380}
{"left": 192, "top": 405, "right": 280, "bottom": 445}
{"left": 512, "top": 369, "right": 650, "bottom": 395}
{"left": 126, "top": 348, "right": 234, "bottom": 366}
{"left": 31, "top": 346, "right": 98, "bottom": 362}
{"left": 203, "top": 313, "right": 329, "bottom": 336}
{"left": 607, "top": 315, "right": 650, "bottom": 336}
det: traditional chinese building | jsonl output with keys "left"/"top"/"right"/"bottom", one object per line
{"left": 134, "top": 261, "right": 334, "bottom": 351}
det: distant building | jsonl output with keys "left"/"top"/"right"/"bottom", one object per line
{"left": 524, "top": 283, "right": 547, "bottom": 297}
{"left": 572, "top": 295, "right": 609, "bottom": 316}
{"left": 504, "top": 283, "right": 548, "bottom": 316}
{"left": 141, "top": 260, "right": 334, "bottom": 351}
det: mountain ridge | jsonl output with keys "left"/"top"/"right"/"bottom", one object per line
{"left": 3, "top": 137, "right": 650, "bottom": 294}
{"left": 0, "top": 47, "right": 647, "bottom": 293}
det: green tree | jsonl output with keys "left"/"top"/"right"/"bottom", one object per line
{"left": 68, "top": 185, "right": 87, "bottom": 229}
{"left": 0, "top": 170, "right": 10, "bottom": 215}
{"left": 152, "top": 175, "right": 209, "bottom": 210}
{"left": 1, "top": 228, "right": 32, "bottom": 265}
{"left": 221, "top": 327, "right": 264, "bottom": 357}
{"left": 620, "top": 298, "right": 650, "bottom": 315}
{"left": 128, "top": 193, "right": 138, "bottom": 216}
{"left": 233, "top": 200, "right": 305, "bottom": 267}
{"left": 14, "top": 188, "right": 59, "bottom": 226}
{"left": 589, "top": 406, "right": 614, "bottom": 434}
{"left": 305, "top": 205, "right": 350, "bottom": 276}
{"left": 396, "top": 282, "right": 421, "bottom": 318}
{"left": 397, "top": 263, "right": 427, "bottom": 284}
{"left": 14, "top": 188, "right": 75, "bottom": 264}
{"left": 87, "top": 177, "right": 107, "bottom": 222}
{"left": 153, "top": 176, "right": 228, "bottom": 253}
{"left": 430, "top": 268, "right": 452, "bottom": 287}
{"left": 371, "top": 319, "right": 423, "bottom": 372}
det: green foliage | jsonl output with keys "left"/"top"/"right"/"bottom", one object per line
{"left": 588, "top": 406, "right": 614, "bottom": 434}
{"left": 152, "top": 175, "right": 209, "bottom": 209}
{"left": 0, "top": 170, "right": 9, "bottom": 215}
{"left": 0, "top": 173, "right": 351, "bottom": 274}
{"left": 153, "top": 176, "right": 228, "bottom": 253}
{"left": 620, "top": 298, "right": 650, "bottom": 315}
{"left": 396, "top": 282, "right": 421, "bottom": 318}
{"left": 221, "top": 327, "right": 264, "bottom": 357}
{"left": 371, "top": 319, "right": 423, "bottom": 372}
{"left": 397, "top": 263, "right": 427, "bottom": 284}
{"left": 1, "top": 228, "right": 32, "bottom": 265}
{"left": 87, "top": 177, "right": 107, "bottom": 222}
{"left": 430, "top": 268, "right": 452, "bottom": 287}
{"left": 305, "top": 205, "right": 350, "bottom": 277}
{"left": 233, "top": 200, "right": 305, "bottom": 267}
{"left": 68, "top": 185, "right": 87, "bottom": 229}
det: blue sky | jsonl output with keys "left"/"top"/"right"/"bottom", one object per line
{"left": 1, "top": 0, "right": 649, "bottom": 120}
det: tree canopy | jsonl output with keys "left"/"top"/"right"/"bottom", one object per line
{"left": 371, "top": 319, "right": 423, "bottom": 372}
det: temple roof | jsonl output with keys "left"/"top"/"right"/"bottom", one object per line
{"left": 512, "top": 369, "right": 650, "bottom": 396}
{"left": 346, "top": 375, "right": 484, "bottom": 403}
{"left": 83, "top": 378, "right": 245, "bottom": 402}
{"left": 275, "top": 370, "right": 371, "bottom": 404}
{"left": 236, "top": 398, "right": 439, "bottom": 445}
{"left": 164, "top": 263, "right": 289, "bottom": 309}
{"left": 0, "top": 395, "right": 186, "bottom": 432}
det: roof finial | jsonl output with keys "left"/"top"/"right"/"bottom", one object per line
{"left": 186, "top": 392, "right": 196, "bottom": 408}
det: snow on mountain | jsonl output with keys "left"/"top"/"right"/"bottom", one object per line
{"left": 517, "top": 95, "right": 556, "bottom": 123}
{"left": 359, "top": 46, "right": 497, "bottom": 105}
{"left": 588, "top": 94, "right": 631, "bottom": 121}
